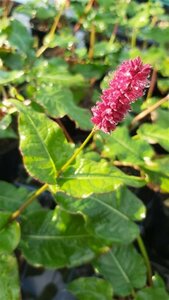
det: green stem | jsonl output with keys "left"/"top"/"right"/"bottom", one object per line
{"left": 10, "top": 127, "right": 96, "bottom": 220}
{"left": 88, "top": 24, "right": 96, "bottom": 60}
{"left": 10, "top": 183, "right": 49, "bottom": 221}
{"left": 74, "top": 0, "right": 95, "bottom": 32}
{"left": 137, "top": 235, "right": 153, "bottom": 286}
{"left": 109, "top": 23, "right": 118, "bottom": 45}
{"left": 36, "top": 3, "right": 65, "bottom": 58}
{"left": 57, "top": 126, "right": 97, "bottom": 175}
{"left": 131, "top": 289, "right": 137, "bottom": 299}
{"left": 131, "top": 29, "right": 137, "bottom": 48}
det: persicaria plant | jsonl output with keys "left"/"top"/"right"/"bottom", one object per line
{"left": 0, "top": 1, "right": 169, "bottom": 299}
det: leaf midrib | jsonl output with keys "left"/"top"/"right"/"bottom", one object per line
{"left": 91, "top": 195, "right": 129, "bottom": 221}
{"left": 60, "top": 174, "right": 143, "bottom": 181}
{"left": 110, "top": 251, "right": 131, "bottom": 285}
{"left": 143, "top": 131, "right": 169, "bottom": 143}
{"left": 23, "top": 234, "right": 91, "bottom": 240}
{"left": 20, "top": 112, "right": 57, "bottom": 177}
{"left": 110, "top": 134, "right": 142, "bottom": 161}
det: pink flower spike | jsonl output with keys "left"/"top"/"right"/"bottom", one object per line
{"left": 91, "top": 57, "right": 151, "bottom": 133}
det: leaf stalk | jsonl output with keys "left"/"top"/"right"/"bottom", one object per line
{"left": 137, "top": 235, "right": 153, "bottom": 286}
{"left": 10, "top": 127, "right": 96, "bottom": 220}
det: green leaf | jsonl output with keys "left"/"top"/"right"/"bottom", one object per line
{"left": 94, "top": 245, "right": 146, "bottom": 297}
{"left": 0, "top": 181, "right": 41, "bottom": 213}
{"left": 12, "top": 101, "right": 73, "bottom": 184}
{"left": 56, "top": 187, "right": 145, "bottom": 243}
{"left": 0, "top": 212, "right": 20, "bottom": 254}
{"left": 137, "top": 124, "right": 169, "bottom": 152}
{"left": 57, "top": 158, "right": 146, "bottom": 197}
{"left": 6, "top": 19, "right": 33, "bottom": 55}
{"left": 15, "top": 2, "right": 56, "bottom": 19}
{"left": 0, "top": 127, "right": 17, "bottom": 139}
{"left": 154, "top": 108, "right": 169, "bottom": 129}
{"left": 101, "top": 127, "right": 154, "bottom": 166}
{"left": 47, "top": 29, "right": 77, "bottom": 48}
{"left": 0, "top": 254, "right": 20, "bottom": 300}
{"left": 136, "top": 274, "right": 169, "bottom": 300}
{"left": 31, "top": 58, "right": 85, "bottom": 87}
{"left": 157, "top": 79, "right": 169, "bottom": 94}
{"left": 68, "top": 277, "right": 113, "bottom": 300}
{"left": 136, "top": 287, "right": 169, "bottom": 300}
{"left": 141, "top": 27, "right": 169, "bottom": 46}
{"left": 71, "top": 63, "right": 107, "bottom": 80}
{"left": 34, "top": 86, "right": 92, "bottom": 130}
{"left": 20, "top": 208, "right": 103, "bottom": 268}
{"left": 129, "top": 9, "right": 149, "bottom": 28}
{"left": 0, "top": 70, "right": 24, "bottom": 85}
{"left": 143, "top": 156, "right": 169, "bottom": 193}
{"left": 94, "top": 41, "right": 120, "bottom": 58}
{"left": 0, "top": 115, "right": 11, "bottom": 130}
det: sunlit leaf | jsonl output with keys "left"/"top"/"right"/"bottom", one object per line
{"left": 20, "top": 208, "right": 103, "bottom": 268}
{"left": 0, "top": 115, "right": 11, "bottom": 130}
{"left": 12, "top": 101, "right": 73, "bottom": 184}
{"left": 56, "top": 187, "right": 145, "bottom": 243}
{"left": 137, "top": 124, "right": 169, "bottom": 152}
{"left": 144, "top": 156, "right": 169, "bottom": 193}
{"left": 57, "top": 158, "right": 146, "bottom": 197}
{"left": 157, "top": 79, "right": 169, "bottom": 94}
{"left": 34, "top": 86, "right": 92, "bottom": 130}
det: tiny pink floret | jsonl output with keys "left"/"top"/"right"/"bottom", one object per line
{"left": 91, "top": 57, "right": 151, "bottom": 133}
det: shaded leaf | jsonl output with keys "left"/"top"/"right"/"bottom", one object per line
{"left": 0, "top": 70, "right": 23, "bottom": 85}
{"left": 136, "top": 288, "right": 169, "bottom": 300}
{"left": 141, "top": 27, "right": 169, "bottom": 46}
{"left": 71, "top": 63, "right": 107, "bottom": 80}
{"left": 154, "top": 108, "right": 169, "bottom": 129}
{"left": 56, "top": 187, "right": 145, "bottom": 243}
{"left": 68, "top": 277, "right": 113, "bottom": 300}
{"left": 31, "top": 58, "right": 85, "bottom": 87}
{"left": 136, "top": 274, "right": 169, "bottom": 300}
{"left": 144, "top": 156, "right": 169, "bottom": 193}
{"left": 57, "top": 158, "right": 146, "bottom": 197}
{"left": 13, "top": 101, "right": 73, "bottom": 184}
{"left": 0, "top": 212, "right": 20, "bottom": 254}
{"left": 0, "top": 254, "right": 20, "bottom": 300}
{"left": 20, "top": 208, "right": 103, "bottom": 268}
{"left": 94, "top": 245, "right": 146, "bottom": 297}
{"left": 0, "top": 127, "right": 17, "bottom": 139}
{"left": 34, "top": 86, "right": 92, "bottom": 130}
{"left": 101, "top": 127, "right": 154, "bottom": 166}
{"left": 6, "top": 19, "right": 33, "bottom": 55}
{"left": 0, "top": 181, "right": 41, "bottom": 213}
